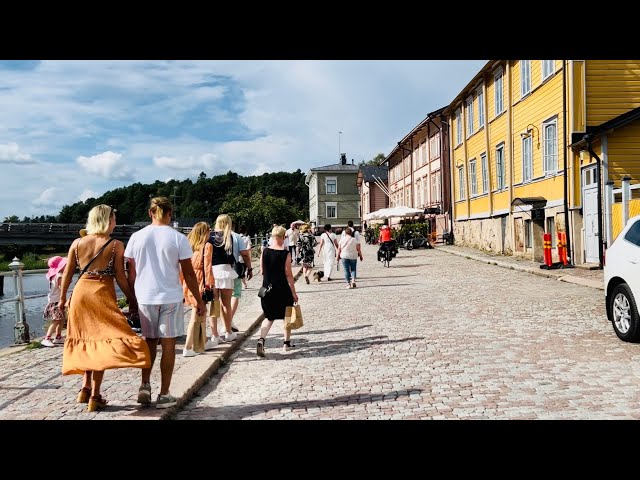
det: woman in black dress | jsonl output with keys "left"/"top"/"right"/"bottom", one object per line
{"left": 257, "top": 225, "right": 299, "bottom": 357}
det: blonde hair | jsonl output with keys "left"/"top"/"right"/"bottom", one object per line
{"left": 149, "top": 196, "right": 173, "bottom": 222}
{"left": 187, "top": 222, "right": 211, "bottom": 251}
{"left": 214, "top": 214, "right": 233, "bottom": 254}
{"left": 86, "top": 204, "right": 115, "bottom": 235}
{"left": 271, "top": 225, "right": 286, "bottom": 239}
{"left": 299, "top": 223, "right": 310, "bottom": 233}
{"left": 344, "top": 227, "right": 353, "bottom": 236}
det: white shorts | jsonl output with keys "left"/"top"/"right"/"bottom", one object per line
{"left": 138, "top": 302, "right": 184, "bottom": 339}
{"left": 213, "top": 263, "right": 238, "bottom": 290}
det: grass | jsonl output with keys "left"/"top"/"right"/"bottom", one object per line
{"left": 0, "top": 252, "right": 65, "bottom": 272}
{"left": 25, "top": 340, "right": 43, "bottom": 350}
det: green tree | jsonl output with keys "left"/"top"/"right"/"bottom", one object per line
{"left": 359, "top": 152, "right": 386, "bottom": 166}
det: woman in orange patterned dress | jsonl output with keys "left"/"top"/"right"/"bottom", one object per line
{"left": 58, "top": 205, "right": 151, "bottom": 412}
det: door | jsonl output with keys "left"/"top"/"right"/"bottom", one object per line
{"left": 583, "top": 166, "right": 599, "bottom": 263}
{"left": 501, "top": 216, "right": 507, "bottom": 254}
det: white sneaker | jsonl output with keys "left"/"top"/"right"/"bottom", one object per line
{"left": 204, "top": 337, "right": 219, "bottom": 350}
{"left": 182, "top": 348, "right": 199, "bottom": 357}
{"left": 223, "top": 331, "right": 237, "bottom": 342}
{"left": 41, "top": 338, "right": 55, "bottom": 347}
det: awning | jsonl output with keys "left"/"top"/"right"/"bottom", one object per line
{"left": 511, "top": 197, "right": 547, "bottom": 209}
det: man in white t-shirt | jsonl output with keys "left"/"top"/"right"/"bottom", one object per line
{"left": 125, "top": 197, "right": 205, "bottom": 410}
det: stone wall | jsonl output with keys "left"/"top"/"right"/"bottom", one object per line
{"left": 453, "top": 217, "right": 509, "bottom": 254}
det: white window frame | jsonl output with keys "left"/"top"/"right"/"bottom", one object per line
{"left": 436, "top": 171, "right": 441, "bottom": 203}
{"left": 458, "top": 167, "right": 465, "bottom": 200}
{"left": 522, "top": 136, "right": 533, "bottom": 182}
{"left": 542, "top": 60, "right": 555, "bottom": 81}
{"left": 325, "top": 202, "right": 337, "bottom": 219}
{"left": 456, "top": 109, "right": 462, "bottom": 145}
{"left": 325, "top": 176, "right": 337, "bottom": 194}
{"left": 415, "top": 180, "right": 421, "bottom": 207}
{"left": 477, "top": 86, "right": 485, "bottom": 128}
{"left": 543, "top": 117, "right": 558, "bottom": 175}
{"left": 496, "top": 143, "right": 505, "bottom": 190}
{"left": 431, "top": 174, "right": 437, "bottom": 205}
{"left": 423, "top": 176, "right": 429, "bottom": 205}
{"left": 429, "top": 133, "right": 440, "bottom": 160}
{"left": 494, "top": 68, "right": 504, "bottom": 116}
{"left": 520, "top": 60, "right": 531, "bottom": 98}
{"left": 469, "top": 159, "right": 477, "bottom": 196}
{"left": 480, "top": 153, "right": 488, "bottom": 193}
{"left": 466, "top": 96, "right": 474, "bottom": 137}
{"left": 421, "top": 141, "right": 427, "bottom": 166}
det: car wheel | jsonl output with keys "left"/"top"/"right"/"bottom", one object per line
{"left": 610, "top": 283, "right": 640, "bottom": 342}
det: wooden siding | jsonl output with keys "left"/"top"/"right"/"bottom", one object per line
{"left": 371, "top": 184, "right": 388, "bottom": 211}
{"left": 492, "top": 190, "right": 510, "bottom": 212}
{"left": 586, "top": 60, "right": 640, "bottom": 126}
{"left": 572, "top": 60, "right": 585, "bottom": 133}
{"left": 469, "top": 195, "right": 489, "bottom": 215}
{"left": 488, "top": 110, "right": 508, "bottom": 192}
{"left": 606, "top": 120, "right": 640, "bottom": 185}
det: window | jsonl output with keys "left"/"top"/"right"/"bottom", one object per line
{"left": 431, "top": 175, "right": 437, "bottom": 205}
{"left": 423, "top": 176, "right": 429, "bottom": 205}
{"left": 496, "top": 144, "right": 505, "bottom": 190}
{"left": 477, "top": 87, "right": 485, "bottom": 128}
{"left": 415, "top": 147, "right": 420, "bottom": 168}
{"left": 546, "top": 217, "right": 556, "bottom": 248}
{"left": 415, "top": 180, "right": 421, "bottom": 207}
{"left": 542, "top": 60, "right": 555, "bottom": 80}
{"left": 466, "top": 97, "right": 474, "bottom": 136}
{"left": 405, "top": 188, "right": 410, "bottom": 207}
{"left": 494, "top": 68, "right": 504, "bottom": 116}
{"left": 543, "top": 118, "right": 558, "bottom": 174}
{"left": 520, "top": 60, "right": 531, "bottom": 98}
{"left": 525, "top": 219, "right": 533, "bottom": 248}
{"left": 435, "top": 171, "right": 441, "bottom": 203}
{"left": 458, "top": 167, "right": 465, "bottom": 200}
{"left": 421, "top": 142, "right": 427, "bottom": 166}
{"left": 456, "top": 109, "right": 462, "bottom": 145}
{"left": 481, "top": 153, "right": 488, "bottom": 193}
{"left": 625, "top": 220, "right": 640, "bottom": 247}
{"left": 326, "top": 202, "right": 337, "bottom": 218}
{"left": 429, "top": 133, "right": 440, "bottom": 160}
{"left": 522, "top": 136, "right": 532, "bottom": 182}
{"left": 326, "top": 177, "right": 337, "bottom": 194}
{"left": 469, "top": 159, "right": 477, "bottom": 196}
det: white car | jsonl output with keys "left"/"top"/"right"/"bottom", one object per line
{"left": 605, "top": 214, "right": 640, "bottom": 342}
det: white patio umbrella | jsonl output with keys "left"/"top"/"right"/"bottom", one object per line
{"left": 363, "top": 206, "right": 423, "bottom": 221}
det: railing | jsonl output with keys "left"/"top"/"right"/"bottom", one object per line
{"left": 605, "top": 176, "right": 640, "bottom": 246}
{"left": 0, "top": 258, "right": 31, "bottom": 345}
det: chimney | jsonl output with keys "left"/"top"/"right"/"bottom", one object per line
{"left": 340, "top": 153, "right": 347, "bottom": 165}
{"left": 351, "top": 159, "right": 354, "bottom": 165}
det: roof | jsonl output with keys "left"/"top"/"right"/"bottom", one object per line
{"left": 443, "top": 60, "right": 497, "bottom": 115}
{"left": 570, "top": 105, "right": 640, "bottom": 148}
{"left": 359, "top": 165, "right": 388, "bottom": 183}
{"left": 310, "top": 163, "right": 359, "bottom": 172}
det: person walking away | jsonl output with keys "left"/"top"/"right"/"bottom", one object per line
{"left": 238, "top": 225, "right": 252, "bottom": 289}
{"left": 340, "top": 220, "right": 361, "bottom": 244}
{"left": 228, "top": 222, "right": 254, "bottom": 331}
{"left": 41, "top": 256, "right": 68, "bottom": 347}
{"left": 317, "top": 224, "right": 338, "bottom": 281}
{"left": 287, "top": 223, "right": 300, "bottom": 265}
{"left": 256, "top": 225, "right": 298, "bottom": 357}
{"left": 181, "top": 222, "right": 215, "bottom": 357}
{"left": 209, "top": 214, "right": 239, "bottom": 343}
{"left": 377, "top": 219, "right": 396, "bottom": 261}
{"left": 125, "top": 197, "right": 205, "bottom": 409}
{"left": 296, "top": 223, "right": 316, "bottom": 284}
{"left": 59, "top": 205, "right": 151, "bottom": 412}
{"left": 337, "top": 227, "right": 363, "bottom": 288}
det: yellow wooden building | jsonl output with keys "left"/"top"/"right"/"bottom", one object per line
{"left": 445, "top": 60, "right": 640, "bottom": 266}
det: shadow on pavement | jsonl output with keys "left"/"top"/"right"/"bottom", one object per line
{"left": 178, "top": 387, "right": 424, "bottom": 420}
{"left": 296, "top": 325, "right": 373, "bottom": 335}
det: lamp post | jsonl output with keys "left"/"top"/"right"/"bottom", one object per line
{"left": 338, "top": 131, "right": 343, "bottom": 158}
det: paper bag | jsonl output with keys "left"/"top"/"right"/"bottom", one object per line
{"left": 284, "top": 304, "right": 303, "bottom": 330}
{"left": 187, "top": 314, "right": 207, "bottom": 353}
{"left": 209, "top": 299, "right": 220, "bottom": 318}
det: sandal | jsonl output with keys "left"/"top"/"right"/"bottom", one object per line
{"left": 256, "top": 337, "right": 265, "bottom": 357}
{"left": 283, "top": 340, "right": 296, "bottom": 352}
{"left": 76, "top": 387, "right": 91, "bottom": 404}
{"left": 87, "top": 395, "right": 108, "bottom": 412}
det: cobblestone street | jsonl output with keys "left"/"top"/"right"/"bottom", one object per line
{"left": 176, "top": 243, "right": 640, "bottom": 420}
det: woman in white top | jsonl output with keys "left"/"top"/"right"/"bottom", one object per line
{"left": 337, "top": 227, "right": 363, "bottom": 288}
{"left": 317, "top": 224, "right": 338, "bottom": 281}
{"left": 209, "top": 214, "right": 238, "bottom": 343}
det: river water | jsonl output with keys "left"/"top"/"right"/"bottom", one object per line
{"left": 0, "top": 273, "right": 123, "bottom": 349}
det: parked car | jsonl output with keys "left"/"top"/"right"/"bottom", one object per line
{"left": 605, "top": 214, "right": 640, "bottom": 342}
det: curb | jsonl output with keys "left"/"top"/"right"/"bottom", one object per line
{"left": 161, "top": 266, "right": 304, "bottom": 419}
{"left": 437, "top": 247, "right": 604, "bottom": 291}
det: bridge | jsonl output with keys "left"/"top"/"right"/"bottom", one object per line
{"left": 0, "top": 223, "right": 192, "bottom": 246}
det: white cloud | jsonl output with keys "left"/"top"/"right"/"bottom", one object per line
{"left": 76, "top": 151, "right": 133, "bottom": 180}
{"left": 153, "top": 153, "right": 218, "bottom": 171}
{"left": 78, "top": 188, "right": 98, "bottom": 202}
{"left": 0, "top": 142, "right": 35, "bottom": 164}
{"left": 32, "top": 187, "right": 64, "bottom": 208}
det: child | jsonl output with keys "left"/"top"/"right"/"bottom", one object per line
{"left": 41, "top": 256, "right": 67, "bottom": 347}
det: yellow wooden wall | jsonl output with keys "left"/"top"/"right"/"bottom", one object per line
{"left": 586, "top": 60, "right": 640, "bottom": 126}
{"left": 607, "top": 120, "right": 640, "bottom": 185}
{"left": 612, "top": 200, "right": 640, "bottom": 240}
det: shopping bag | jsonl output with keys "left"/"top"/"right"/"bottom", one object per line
{"left": 284, "top": 303, "right": 304, "bottom": 330}
{"left": 209, "top": 299, "right": 220, "bottom": 318}
{"left": 187, "top": 314, "right": 207, "bottom": 353}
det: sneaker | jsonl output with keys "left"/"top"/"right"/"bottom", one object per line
{"left": 223, "top": 331, "right": 237, "bottom": 342}
{"left": 182, "top": 348, "right": 199, "bottom": 358}
{"left": 231, "top": 324, "right": 239, "bottom": 333}
{"left": 256, "top": 338, "right": 265, "bottom": 357}
{"left": 137, "top": 383, "right": 151, "bottom": 405}
{"left": 41, "top": 338, "right": 54, "bottom": 347}
{"left": 156, "top": 393, "right": 177, "bottom": 409}
{"left": 351, "top": 280, "right": 357, "bottom": 288}
{"left": 53, "top": 336, "right": 65, "bottom": 344}
{"left": 204, "top": 337, "right": 219, "bottom": 350}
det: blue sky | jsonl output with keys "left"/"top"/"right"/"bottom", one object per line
{"left": 1, "top": 60, "right": 486, "bottom": 220}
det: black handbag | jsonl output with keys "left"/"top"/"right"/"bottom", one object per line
{"left": 201, "top": 246, "right": 214, "bottom": 302}
{"left": 258, "top": 284, "right": 272, "bottom": 298}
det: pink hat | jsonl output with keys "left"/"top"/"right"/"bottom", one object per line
{"left": 46, "top": 256, "right": 67, "bottom": 281}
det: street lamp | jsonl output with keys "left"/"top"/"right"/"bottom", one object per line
{"left": 338, "top": 131, "right": 343, "bottom": 159}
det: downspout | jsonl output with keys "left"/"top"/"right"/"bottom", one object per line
{"left": 562, "top": 60, "right": 574, "bottom": 265}
{"left": 441, "top": 119, "right": 452, "bottom": 238}
{"left": 585, "top": 134, "right": 604, "bottom": 268}
{"left": 410, "top": 137, "right": 415, "bottom": 208}
{"left": 507, "top": 61, "right": 515, "bottom": 252}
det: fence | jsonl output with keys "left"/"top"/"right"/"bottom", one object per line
{"left": 0, "top": 258, "right": 35, "bottom": 345}
{"left": 605, "top": 176, "right": 640, "bottom": 246}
